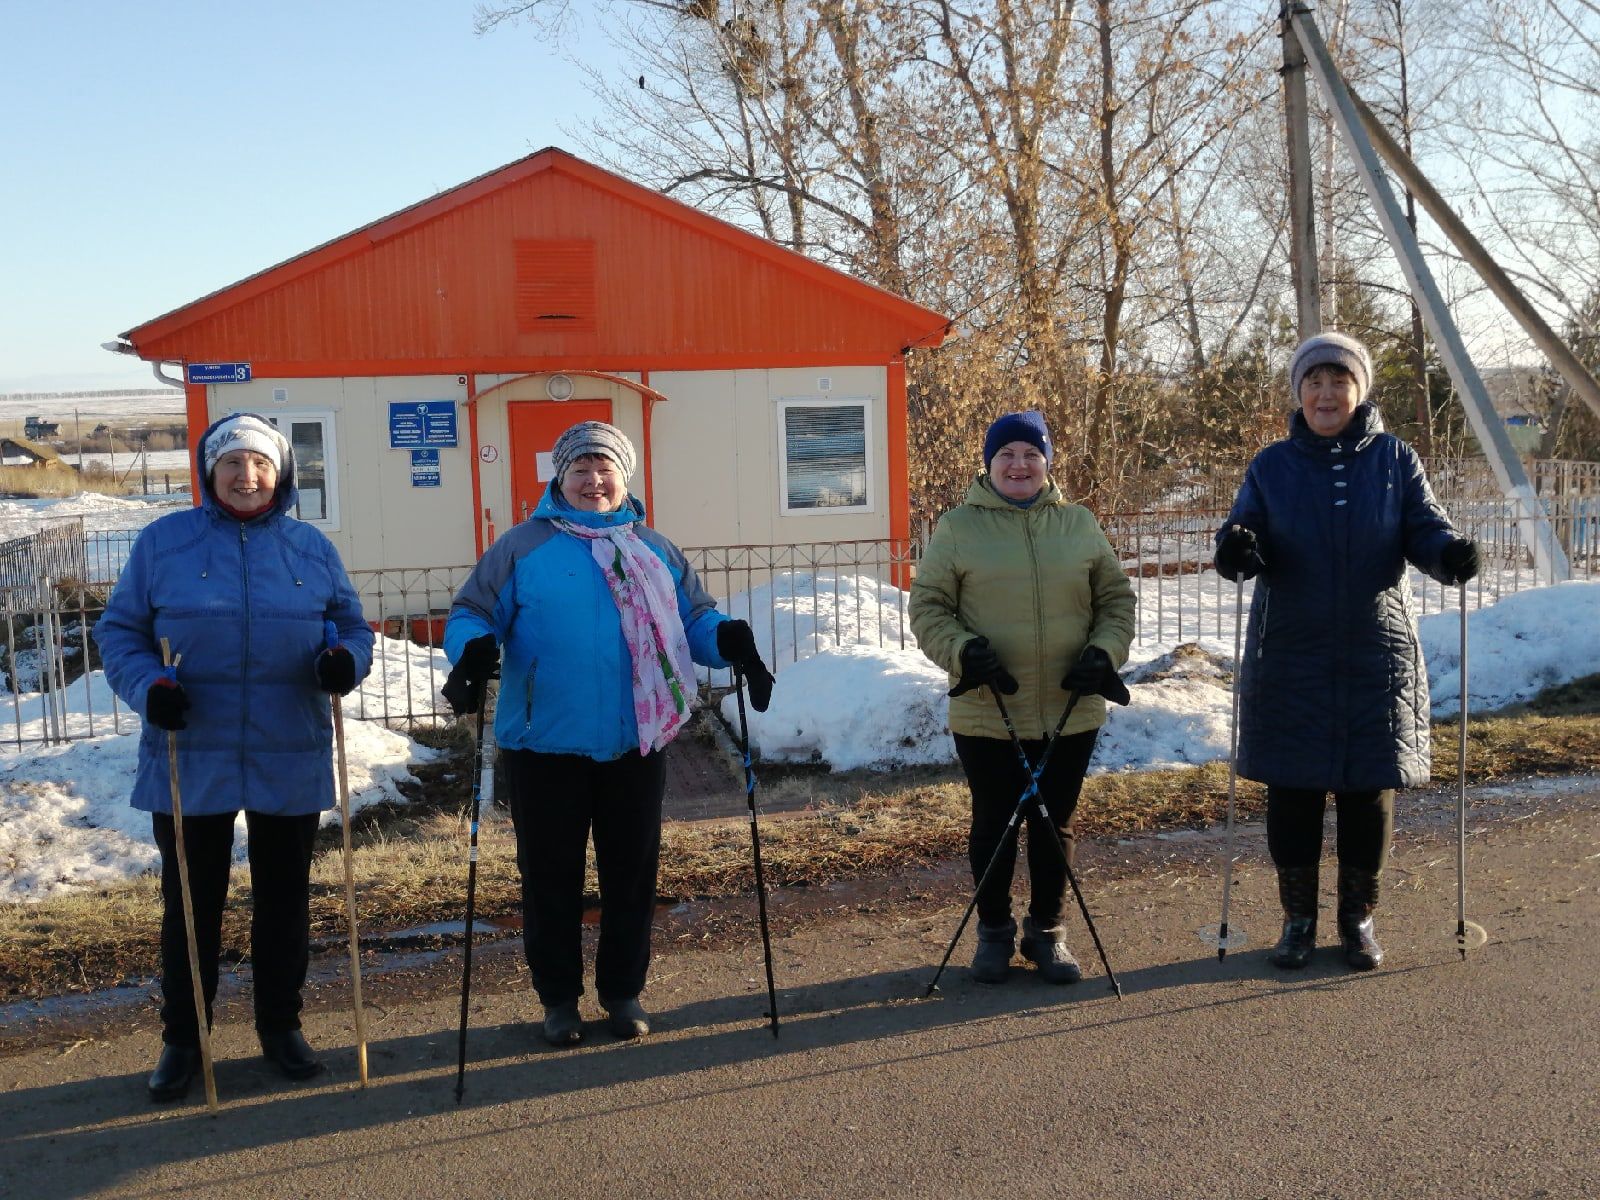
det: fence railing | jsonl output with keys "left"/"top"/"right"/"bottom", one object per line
{"left": 3, "top": 466, "right": 1596, "bottom": 746}
{"left": 0, "top": 519, "right": 87, "bottom": 593}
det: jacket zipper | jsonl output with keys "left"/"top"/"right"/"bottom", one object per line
{"left": 1025, "top": 509, "right": 1044, "bottom": 734}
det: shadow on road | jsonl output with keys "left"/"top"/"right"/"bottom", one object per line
{"left": 0, "top": 946, "right": 1438, "bottom": 1200}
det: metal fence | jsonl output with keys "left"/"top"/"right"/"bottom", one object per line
{"left": 3, "top": 459, "right": 1596, "bottom": 746}
{"left": 0, "top": 519, "right": 87, "bottom": 592}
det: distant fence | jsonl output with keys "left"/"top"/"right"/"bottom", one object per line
{"left": 2, "top": 458, "right": 1596, "bottom": 746}
{"left": 0, "top": 519, "right": 86, "bottom": 593}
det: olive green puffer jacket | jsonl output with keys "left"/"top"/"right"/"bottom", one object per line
{"left": 910, "top": 475, "right": 1137, "bottom": 740}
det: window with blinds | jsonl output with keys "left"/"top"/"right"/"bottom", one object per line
{"left": 778, "top": 400, "right": 873, "bottom": 514}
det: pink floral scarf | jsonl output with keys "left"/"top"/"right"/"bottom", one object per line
{"left": 553, "top": 520, "right": 696, "bottom": 754}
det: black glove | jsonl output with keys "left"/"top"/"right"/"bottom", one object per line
{"left": 717, "top": 619, "right": 775, "bottom": 713}
{"left": 314, "top": 646, "right": 357, "bottom": 696}
{"left": 1215, "top": 525, "right": 1264, "bottom": 582}
{"left": 442, "top": 634, "right": 499, "bottom": 716}
{"left": 950, "top": 636, "right": 1019, "bottom": 698}
{"left": 145, "top": 681, "right": 191, "bottom": 731}
{"left": 1061, "top": 645, "right": 1132, "bottom": 706}
{"left": 1062, "top": 646, "right": 1111, "bottom": 693}
{"left": 1440, "top": 537, "right": 1479, "bottom": 586}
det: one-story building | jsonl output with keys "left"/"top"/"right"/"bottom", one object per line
{"left": 111, "top": 148, "right": 949, "bottom": 581}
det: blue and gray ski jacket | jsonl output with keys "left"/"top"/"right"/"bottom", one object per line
{"left": 94, "top": 414, "right": 375, "bottom": 816}
{"left": 1218, "top": 404, "right": 1459, "bottom": 791}
{"left": 443, "top": 482, "right": 731, "bottom": 760}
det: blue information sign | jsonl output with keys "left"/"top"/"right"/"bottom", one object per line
{"left": 187, "top": 362, "right": 252, "bottom": 384}
{"left": 388, "top": 400, "right": 459, "bottom": 449}
{"left": 410, "top": 449, "right": 441, "bottom": 488}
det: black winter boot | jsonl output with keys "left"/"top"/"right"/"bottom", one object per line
{"left": 259, "top": 1028, "right": 324, "bottom": 1080}
{"left": 1019, "top": 916, "right": 1081, "bottom": 984}
{"left": 1337, "top": 865, "right": 1384, "bottom": 971}
{"left": 541, "top": 1001, "right": 584, "bottom": 1046}
{"left": 147, "top": 1043, "right": 200, "bottom": 1102}
{"left": 1270, "top": 865, "right": 1319, "bottom": 969}
{"left": 602, "top": 995, "right": 651, "bottom": 1040}
{"left": 971, "top": 919, "right": 1016, "bottom": 984}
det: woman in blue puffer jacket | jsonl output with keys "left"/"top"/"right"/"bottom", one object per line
{"left": 1214, "top": 333, "right": 1478, "bottom": 973}
{"left": 95, "top": 413, "right": 374, "bottom": 1101}
{"left": 441, "top": 420, "right": 774, "bottom": 1046}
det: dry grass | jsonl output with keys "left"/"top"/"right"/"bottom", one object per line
{"left": 3, "top": 702, "right": 1596, "bottom": 1001}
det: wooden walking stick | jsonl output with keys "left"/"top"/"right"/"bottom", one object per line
{"left": 159, "top": 638, "right": 218, "bottom": 1113}
{"left": 325, "top": 622, "right": 369, "bottom": 1084}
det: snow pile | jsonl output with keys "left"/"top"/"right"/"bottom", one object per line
{"left": 0, "top": 714, "right": 430, "bottom": 904}
{"left": 1420, "top": 580, "right": 1600, "bottom": 717}
{"left": 721, "top": 645, "right": 951, "bottom": 771}
{"left": 0, "top": 493, "right": 185, "bottom": 543}
{"left": 716, "top": 570, "right": 916, "bottom": 669}
{"left": 726, "top": 640, "right": 1241, "bottom": 776}
{"left": 344, "top": 634, "right": 453, "bottom": 723}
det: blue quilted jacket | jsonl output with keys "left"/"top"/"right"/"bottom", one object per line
{"left": 1218, "top": 404, "right": 1459, "bottom": 790}
{"left": 94, "top": 415, "right": 375, "bottom": 816}
{"left": 443, "top": 482, "right": 731, "bottom": 760}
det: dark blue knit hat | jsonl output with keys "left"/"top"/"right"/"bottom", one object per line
{"left": 983, "top": 410, "right": 1053, "bottom": 469}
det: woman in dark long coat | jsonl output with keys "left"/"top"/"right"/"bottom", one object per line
{"left": 1214, "top": 332, "right": 1478, "bottom": 971}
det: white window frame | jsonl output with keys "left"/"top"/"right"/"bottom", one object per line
{"left": 246, "top": 409, "right": 341, "bottom": 532}
{"left": 776, "top": 397, "right": 875, "bottom": 517}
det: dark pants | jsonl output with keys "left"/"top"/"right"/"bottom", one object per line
{"left": 1266, "top": 787, "right": 1396, "bottom": 873}
{"left": 503, "top": 747, "right": 665, "bottom": 1008}
{"left": 153, "top": 810, "right": 319, "bottom": 1048}
{"left": 953, "top": 730, "right": 1098, "bottom": 927}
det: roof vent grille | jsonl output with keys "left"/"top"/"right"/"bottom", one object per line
{"left": 515, "top": 239, "right": 596, "bottom": 333}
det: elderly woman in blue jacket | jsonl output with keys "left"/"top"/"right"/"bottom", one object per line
{"left": 95, "top": 413, "right": 374, "bottom": 1101}
{"left": 1214, "top": 333, "right": 1478, "bottom": 972}
{"left": 442, "top": 420, "right": 773, "bottom": 1046}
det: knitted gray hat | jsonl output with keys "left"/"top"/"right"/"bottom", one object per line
{"left": 1289, "top": 331, "right": 1372, "bottom": 405}
{"left": 551, "top": 420, "right": 637, "bottom": 484}
{"left": 202, "top": 413, "right": 288, "bottom": 477}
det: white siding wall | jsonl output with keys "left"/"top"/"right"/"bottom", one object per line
{"left": 206, "top": 375, "right": 475, "bottom": 571}
{"left": 650, "top": 365, "right": 889, "bottom": 548}
{"left": 205, "top": 364, "right": 889, "bottom": 571}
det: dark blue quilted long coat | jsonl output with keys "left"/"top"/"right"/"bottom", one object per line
{"left": 1217, "top": 404, "right": 1461, "bottom": 791}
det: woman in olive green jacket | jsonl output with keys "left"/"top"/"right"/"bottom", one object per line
{"left": 910, "top": 411, "right": 1135, "bottom": 984}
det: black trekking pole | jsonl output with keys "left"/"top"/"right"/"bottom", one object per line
{"left": 734, "top": 668, "right": 780, "bottom": 1037}
{"left": 455, "top": 683, "right": 496, "bottom": 1103}
{"left": 990, "top": 692, "right": 1122, "bottom": 999}
{"left": 924, "top": 685, "right": 1104, "bottom": 997}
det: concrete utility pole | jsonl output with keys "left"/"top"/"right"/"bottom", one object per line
{"left": 1286, "top": 6, "right": 1571, "bottom": 584}
{"left": 1281, "top": 3, "right": 1321, "bottom": 337}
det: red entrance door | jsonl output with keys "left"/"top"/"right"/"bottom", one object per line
{"left": 507, "top": 399, "right": 613, "bottom": 524}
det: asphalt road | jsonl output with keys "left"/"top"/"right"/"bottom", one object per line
{"left": 2, "top": 778, "right": 1596, "bottom": 1199}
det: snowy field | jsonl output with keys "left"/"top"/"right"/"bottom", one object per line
{"left": 2, "top": 493, "right": 1598, "bottom": 902}
{"left": 0, "top": 389, "right": 184, "bottom": 425}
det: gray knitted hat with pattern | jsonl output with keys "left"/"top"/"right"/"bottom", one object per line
{"left": 202, "top": 413, "right": 288, "bottom": 477}
{"left": 1289, "top": 331, "right": 1372, "bottom": 405}
{"left": 551, "top": 420, "right": 637, "bottom": 484}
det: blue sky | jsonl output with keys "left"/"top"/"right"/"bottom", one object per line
{"left": 1, "top": 2, "right": 613, "bottom": 393}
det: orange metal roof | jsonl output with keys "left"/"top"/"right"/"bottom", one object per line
{"left": 123, "top": 149, "right": 950, "bottom": 370}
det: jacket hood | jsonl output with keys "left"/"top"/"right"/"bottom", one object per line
{"left": 1288, "top": 401, "right": 1385, "bottom": 451}
{"left": 531, "top": 478, "right": 646, "bottom": 528}
{"left": 964, "top": 472, "right": 1066, "bottom": 511}
{"left": 196, "top": 413, "right": 299, "bottom": 520}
